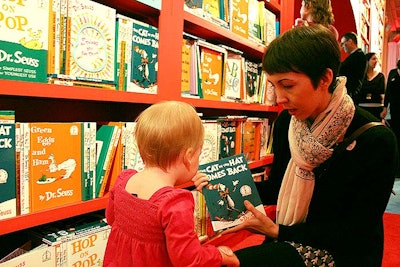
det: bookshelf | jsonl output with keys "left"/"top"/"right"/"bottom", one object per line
{"left": 0, "top": 0, "right": 293, "bottom": 237}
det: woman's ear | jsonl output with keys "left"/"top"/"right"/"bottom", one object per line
{"left": 319, "top": 68, "right": 334, "bottom": 91}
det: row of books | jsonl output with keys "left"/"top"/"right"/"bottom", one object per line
{"left": 1, "top": 0, "right": 158, "bottom": 93}
{"left": 0, "top": 115, "right": 273, "bottom": 221}
{"left": 200, "top": 116, "right": 273, "bottom": 165}
{"left": 0, "top": 212, "right": 110, "bottom": 267}
{"left": 181, "top": 35, "right": 277, "bottom": 104}
{"left": 1, "top": 0, "right": 277, "bottom": 103}
{"left": 184, "top": 0, "right": 278, "bottom": 45}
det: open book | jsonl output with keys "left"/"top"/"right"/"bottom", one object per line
{"left": 198, "top": 154, "right": 265, "bottom": 231}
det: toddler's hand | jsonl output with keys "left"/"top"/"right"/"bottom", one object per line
{"left": 192, "top": 171, "right": 209, "bottom": 191}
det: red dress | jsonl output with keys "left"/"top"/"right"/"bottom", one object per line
{"left": 103, "top": 170, "right": 222, "bottom": 266}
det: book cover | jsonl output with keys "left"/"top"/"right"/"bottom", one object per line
{"left": 218, "top": 118, "right": 237, "bottom": 159}
{"left": 264, "top": 8, "right": 277, "bottom": 46}
{"left": 66, "top": 0, "right": 116, "bottom": 84}
{"left": 95, "top": 125, "right": 119, "bottom": 198}
{"left": 0, "top": 244, "right": 56, "bottom": 267}
{"left": 0, "top": 0, "right": 49, "bottom": 83}
{"left": 184, "top": 0, "right": 204, "bottom": 17}
{"left": 198, "top": 154, "right": 265, "bottom": 231}
{"left": 244, "top": 60, "right": 259, "bottom": 103}
{"left": 247, "top": 0, "right": 262, "bottom": 43}
{"left": 242, "top": 119, "right": 262, "bottom": 161}
{"left": 0, "top": 124, "right": 17, "bottom": 220}
{"left": 230, "top": 0, "right": 249, "bottom": 39}
{"left": 199, "top": 120, "right": 220, "bottom": 165}
{"left": 198, "top": 41, "right": 226, "bottom": 101}
{"left": 221, "top": 47, "right": 243, "bottom": 101}
{"left": 29, "top": 123, "right": 83, "bottom": 213}
{"left": 137, "top": 0, "right": 161, "bottom": 10}
{"left": 127, "top": 19, "right": 159, "bottom": 94}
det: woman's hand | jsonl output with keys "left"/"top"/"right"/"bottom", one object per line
{"left": 222, "top": 200, "right": 279, "bottom": 239}
{"left": 192, "top": 171, "right": 209, "bottom": 191}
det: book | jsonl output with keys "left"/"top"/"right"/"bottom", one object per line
{"left": 95, "top": 124, "right": 120, "bottom": 198}
{"left": 98, "top": 122, "right": 123, "bottom": 197}
{"left": 123, "top": 122, "right": 145, "bottom": 172}
{"left": 230, "top": 0, "right": 249, "bottom": 39}
{"left": 0, "top": 0, "right": 49, "bottom": 83}
{"left": 115, "top": 14, "right": 134, "bottom": 91}
{"left": 259, "top": 118, "right": 271, "bottom": 158}
{"left": 137, "top": 0, "right": 162, "bottom": 10}
{"left": 28, "top": 123, "right": 83, "bottom": 212}
{"left": 0, "top": 244, "right": 56, "bottom": 267}
{"left": 127, "top": 19, "right": 159, "bottom": 94}
{"left": 81, "top": 122, "right": 96, "bottom": 201}
{"left": 244, "top": 60, "right": 260, "bottom": 103}
{"left": 218, "top": 118, "right": 238, "bottom": 159}
{"left": 263, "top": 8, "right": 277, "bottom": 46}
{"left": 220, "top": 45, "right": 243, "bottom": 101}
{"left": 198, "top": 40, "right": 227, "bottom": 101}
{"left": 66, "top": 0, "right": 116, "bottom": 84}
{"left": 242, "top": 118, "right": 262, "bottom": 161}
{"left": 184, "top": 0, "right": 204, "bottom": 17}
{"left": 0, "top": 123, "right": 17, "bottom": 220}
{"left": 198, "top": 153, "right": 266, "bottom": 231}
{"left": 199, "top": 120, "right": 220, "bottom": 165}
{"left": 64, "top": 226, "right": 110, "bottom": 267}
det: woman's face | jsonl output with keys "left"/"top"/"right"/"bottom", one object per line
{"left": 267, "top": 71, "right": 331, "bottom": 121}
{"left": 369, "top": 55, "right": 378, "bottom": 69}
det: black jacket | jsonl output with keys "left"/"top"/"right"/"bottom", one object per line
{"left": 339, "top": 49, "right": 367, "bottom": 104}
{"left": 258, "top": 108, "right": 398, "bottom": 267}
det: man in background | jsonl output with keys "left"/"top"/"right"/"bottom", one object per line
{"left": 339, "top": 32, "right": 367, "bottom": 105}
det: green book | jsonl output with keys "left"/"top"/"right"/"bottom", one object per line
{"left": 198, "top": 153, "right": 265, "bottom": 232}
{"left": 0, "top": 123, "right": 16, "bottom": 220}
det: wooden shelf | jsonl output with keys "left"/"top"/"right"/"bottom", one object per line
{"left": 248, "top": 154, "right": 274, "bottom": 169}
{"left": 0, "top": 197, "right": 109, "bottom": 235}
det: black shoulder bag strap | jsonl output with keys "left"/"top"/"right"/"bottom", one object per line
{"left": 314, "top": 121, "right": 385, "bottom": 179}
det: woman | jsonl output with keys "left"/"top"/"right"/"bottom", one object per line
{"left": 359, "top": 52, "right": 385, "bottom": 119}
{"left": 194, "top": 25, "right": 398, "bottom": 267}
{"left": 295, "top": 0, "right": 339, "bottom": 40}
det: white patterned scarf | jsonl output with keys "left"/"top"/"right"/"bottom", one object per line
{"left": 276, "top": 77, "right": 355, "bottom": 225}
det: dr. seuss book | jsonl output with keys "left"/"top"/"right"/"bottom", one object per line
{"left": 115, "top": 14, "right": 134, "bottom": 91}
{"left": 27, "top": 123, "right": 83, "bottom": 213}
{"left": 198, "top": 154, "right": 265, "bottom": 231}
{"left": 0, "top": 124, "right": 17, "bottom": 220}
{"left": 127, "top": 19, "right": 159, "bottom": 94}
{"left": 198, "top": 40, "right": 227, "bottom": 101}
{"left": 0, "top": 0, "right": 49, "bottom": 83}
{"left": 199, "top": 120, "right": 220, "bottom": 165}
{"left": 65, "top": 0, "right": 116, "bottom": 84}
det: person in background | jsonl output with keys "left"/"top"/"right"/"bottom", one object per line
{"left": 294, "top": 0, "right": 339, "bottom": 40}
{"left": 382, "top": 59, "right": 400, "bottom": 172}
{"left": 339, "top": 32, "right": 367, "bottom": 105}
{"left": 103, "top": 101, "right": 239, "bottom": 267}
{"left": 194, "top": 25, "right": 398, "bottom": 267}
{"left": 358, "top": 52, "right": 385, "bottom": 119}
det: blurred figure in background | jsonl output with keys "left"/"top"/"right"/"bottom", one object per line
{"left": 339, "top": 32, "right": 367, "bottom": 104}
{"left": 358, "top": 52, "right": 385, "bottom": 120}
{"left": 294, "top": 0, "right": 339, "bottom": 40}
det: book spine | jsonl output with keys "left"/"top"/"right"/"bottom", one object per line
{"left": 81, "top": 122, "right": 91, "bottom": 201}
{"left": 98, "top": 126, "right": 121, "bottom": 197}
{"left": 89, "top": 123, "right": 97, "bottom": 200}
{"left": 20, "top": 123, "right": 30, "bottom": 215}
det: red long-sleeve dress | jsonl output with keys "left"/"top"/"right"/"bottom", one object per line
{"left": 103, "top": 169, "right": 222, "bottom": 266}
